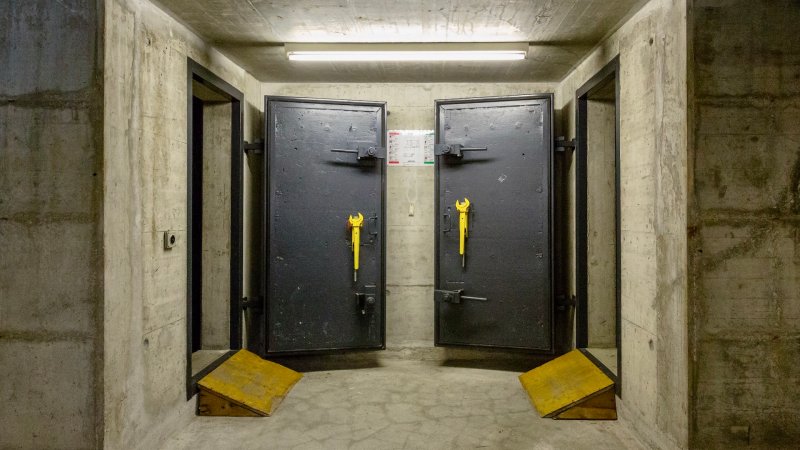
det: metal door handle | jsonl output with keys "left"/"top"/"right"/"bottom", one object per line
{"left": 434, "top": 144, "right": 488, "bottom": 158}
{"left": 442, "top": 209, "right": 452, "bottom": 232}
{"left": 331, "top": 145, "right": 386, "bottom": 160}
{"left": 460, "top": 147, "right": 488, "bottom": 152}
{"left": 461, "top": 295, "right": 488, "bottom": 302}
{"left": 434, "top": 289, "right": 488, "bottom": 304}
{"left": 368, "top": 215, "right": 379, "bottom": 236}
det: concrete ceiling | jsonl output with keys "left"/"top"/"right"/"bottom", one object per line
{"left": 154, "top": 0, "right": 644, "bottom": 82}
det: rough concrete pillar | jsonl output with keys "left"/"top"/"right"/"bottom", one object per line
{"left": 689, "top": 1, "right": 800, "bottom": 447}
{"left": 0, "top": 1, "right": 104, "bottom": 448}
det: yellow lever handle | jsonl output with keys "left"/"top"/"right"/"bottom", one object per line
{"left": 455, "top": 198, "right": 470, "bottom": 267}
{"left": 347, "top": 213, "right": 364, "bottom": 281}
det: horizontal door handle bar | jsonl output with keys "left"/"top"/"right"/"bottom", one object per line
{"left": 434, "top": 289, "right": 487, "bottom": 304}
{"left": 331, "top": 145, "right": 386, "bottom": 160}
{"left": 460, "top": 295, "right": 488, "bottom": 302}
{"left": 434, "top": 144, "right": 488, "bottom": 157}
{"left": 460, "top": 147, "right": 488, "bottom": 152}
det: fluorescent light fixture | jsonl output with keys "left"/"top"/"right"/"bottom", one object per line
{"left": 285, "top": 43, "right": 528, "bottom": 62}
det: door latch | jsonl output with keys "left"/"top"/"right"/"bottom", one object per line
{"left": 243, "top": 139, "right": 264, "bottom": 155}
{"left": 434, "top": 289, "right": 487, "bottom": 304}
{"left": 241, "top": 296, "right": 264, "bottom": 311}
{"left": 555, "top": 136, "right": 576, "bottom": 153}
{"left": 356, "top": 285, "right": 377, "bottom": 315}
{"left": 367, "top": 214, "right": 379, "bottom": 236}
{"left": 331, "top": 144, "right": 386, "bottom": 160}
{"left": 434, "top": 143, "right": 487, "bottom": 158}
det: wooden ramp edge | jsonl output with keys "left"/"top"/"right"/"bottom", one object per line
{"left": 519, "top": 349, "right": 616, "bottom": 420}
{"left": 197, "top": 349, "right": 303, "bottom": 417}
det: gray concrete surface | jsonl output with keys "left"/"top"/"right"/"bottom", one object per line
{"left": 201, "top": 101, "right": 232, "bottom": 350}
{"left": 103, "top": 0, "right": 261, "bottom": 448}
{"left": 0, "top": 1, "right": 104, "bottom": 448}
{"left": 555, "top": 0, "right": 689, "bottom": 448}
{"left": 161, "top": 361, "right": 647, "bottom": 450}
{"left": 689, "top": 1, "right": 800, "bottom": 447}
{"left": 151, "top": 0, "right": 647, "bottom": 83}
{"left": 586, "top": 348, "right": 618, "bottom": 376}
{"left": 191, "top": 349, "right": 229, "bottom": 377}
{"left": 587, "top": 98, "right": 618, "bottom": 348}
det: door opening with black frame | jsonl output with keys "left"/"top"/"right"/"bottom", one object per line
{"left": 263, "top": 97, "right": 387, "bottom": 354}
{"left": 576, "top": 56, "right": 622, "bottom": 392}
{"left": 186, "top": 59, "right": 244, "bottom": 397}
{"left": 434, "top": 95, "right": 555, "bottom": 352}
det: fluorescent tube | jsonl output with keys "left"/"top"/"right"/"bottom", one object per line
{"left": 284, "top": 43, "right": 528, "bottom": 62}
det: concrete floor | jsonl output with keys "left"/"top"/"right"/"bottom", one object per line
{"left": 585, "top": 348, "right": 618, "bottom": 376}
{"left": 162, "top": 360, "right": 646, "bottom": 450}
{"left": 191, "top": 350, "right": 230, "bottom": 377}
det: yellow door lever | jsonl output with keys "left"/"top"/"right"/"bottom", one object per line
{"left": 455, "top": 198, "right": 470, "bottom": 268}
{"left": 347, "top": 213, "right": 364, "bottom": 281}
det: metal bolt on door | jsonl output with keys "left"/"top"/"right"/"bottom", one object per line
{"left": 434, "top": 95, "right": 554, "bottom": 351}
{"left": 264, "top": 97, "right": 386, "bottom": 353}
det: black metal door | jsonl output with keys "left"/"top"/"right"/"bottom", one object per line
{"left": 434, "top": 95, "right": 553, "bottom": 351}
{"left": 264, "top": 97, "right": 386, "bottom": 353}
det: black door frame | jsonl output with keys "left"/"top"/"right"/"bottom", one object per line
{"left": 262, "top": 96, "right": 388, "bottom": 355}
{"left": 185, "top": 58, "right": 244, "bottom": 398}
{"left": 575, "top": 56, "right": 622, "bottom": 393}
{"left": 433, "top": 94, "right": 556, "bottom": 353}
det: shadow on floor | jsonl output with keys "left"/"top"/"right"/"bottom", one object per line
{"left": 439, "top": 356, "right": 551, "bottom": 373}
{"left": 267, "top": 347, "right": 556, "bottom": 374}
{"left": 268, "top": 351, "right": 383, "bottom": 372}
{"left": 435, "top": 346, "right": 556, "bottom": 372}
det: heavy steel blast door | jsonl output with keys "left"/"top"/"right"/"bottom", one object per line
{"left": 264, "top": 97, "right": 386, "bottom": 353}
{"left": 435, "top": 95, "right": 553, "bottom": 351}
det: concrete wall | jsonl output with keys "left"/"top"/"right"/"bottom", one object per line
{"left": 689, "top": 1, "right": 800, "bottom": 447}
{"left": 103, "top": 0, "right": 260, "bottom": 448}
{"left": 201, "top": 102, "right": 232, "bottom": 350}
{"left": 0, "top": 1, "right": 104, "bottom": 448}
{"left": 555, "top": 0, "right": 689, "bottom": 448}
{"left": 260, "top": 83, "right": 554, "bottom": 352}
{"left": 587, "top": 99, "right": 619, "bottom": 347}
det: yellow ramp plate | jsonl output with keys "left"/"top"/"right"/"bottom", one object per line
{"left": 519, "top": 349, "right": 615, "bottom": 419}
{"left": 197, "top": 349, "right": 302, "bottom": 416}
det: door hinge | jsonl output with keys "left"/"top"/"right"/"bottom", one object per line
{"left": 434, "top": 289, "right": 488, "bottom": 304}
{"left": 241, "top": 296, "right": 264, "bottom": 311}
{"left": 244, "top": 139, "right": 264, "bottom": 155}
{"left": 555, "top": 294, "right": 576, "bottom": 312}
{"left": 555, "top": 136, "right": 575, "bottom": 153}
{"left": 434, "top": 143, "right": 488, "bottom": 158}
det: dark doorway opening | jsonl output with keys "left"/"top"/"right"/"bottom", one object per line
{"left": 186, "top": 59, "right": 244, "bottom": 398}
{"left": 576, "top": 56, "right": 621, "bottom": 393}
{"left": 191, "top": 95, "right": 203, "bottom": 353}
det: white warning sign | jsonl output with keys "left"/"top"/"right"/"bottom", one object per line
{"left": 387, "top": 130, "right": 435, "bottom": 166}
